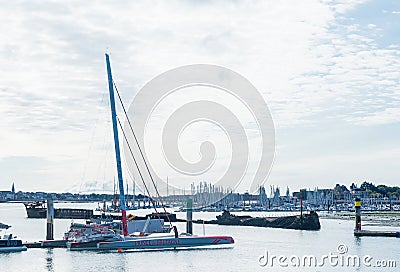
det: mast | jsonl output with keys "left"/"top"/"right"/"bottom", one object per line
{"left": 132, "top": 180, "right": 135, "bottom": 208}
{"left": 105, "top": 53, "right": 128, "bottom": 237}
{"left": 126, "top": 180, "right": 129, "bottom": 207}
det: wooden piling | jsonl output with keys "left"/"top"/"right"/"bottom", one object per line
{"left": 186, "top": 198, "right": 193, "bottom": 234}
{"left": 46, "top": 198, "right": 54, "bottom": 240}
{"left": 300, "top": 194, "right": 303, "bottom": 227}
{"left": 355, "top": 197, "right": 361, "bottom": 231}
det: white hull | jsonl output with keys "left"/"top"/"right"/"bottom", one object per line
{"left": 98, "top": 235, "right": 234, "bottom": 250}
{"left": 0, "top": 246, "right": 27, "bottom": 252}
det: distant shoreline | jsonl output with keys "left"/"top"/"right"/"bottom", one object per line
{"left": 0, "top": 200, "right": 101, "bottom": 204}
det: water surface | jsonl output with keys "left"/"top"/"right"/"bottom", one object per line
{"left": 0, "top": 203, "right": 398, "bottom": 271}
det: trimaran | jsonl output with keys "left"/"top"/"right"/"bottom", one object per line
{"left": 84, "top": 53, "right": 235, "bottom": 251}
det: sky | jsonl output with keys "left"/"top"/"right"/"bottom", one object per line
{"left": 0, "top": 0, "right": 399, "bottom": 195}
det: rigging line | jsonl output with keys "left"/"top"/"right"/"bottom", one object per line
{"left": 117, "top": 116, "right": 151, "bottom": 201}
{"left": 96, "top": 133, "right": 112, "bottom": 188}
{"left": 117, "top": 116, "right": 164, "bottom": 225}
{"left": 113, "top": 82, "right": 172, "bottom": 225}
{"left": 123, "top": 152, "right": 142, "bottom": 195}
{"left": 79, "top": 88, "right": 109, "bottom": 194}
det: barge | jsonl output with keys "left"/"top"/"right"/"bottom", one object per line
{"left": 24, "top": 202, "right": 93, "bottom": 219}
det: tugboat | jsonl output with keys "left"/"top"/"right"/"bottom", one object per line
{"left": 0, "top": 223, "right": 27, "bottom": 252}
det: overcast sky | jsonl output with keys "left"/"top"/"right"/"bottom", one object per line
{"left": 0, "top": 0, "right": 399, "bottom": 194}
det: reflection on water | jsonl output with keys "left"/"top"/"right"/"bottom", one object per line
{"left": 46, "top": 249, "right": 54, "bottom": 272}
{"left": 354, "top": 236, "right": 362, "bottom": 247}
{"left": 98, "top": 246, "right": 234, "bottom": 254}
{"left": 69, "top": 250, "right": 131, "bottom": 271}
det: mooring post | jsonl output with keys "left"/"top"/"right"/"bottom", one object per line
{"left": 46, "top": 197, "right": 54, "bottom": 240}
{"left": 186, "top": 198, "right": 193, "bottom": 235}
{"left": 355, "top": 197, "right": 361, "bottom": 231}
{"left": 300, "top": 194, "right": 303, "bottom": 224}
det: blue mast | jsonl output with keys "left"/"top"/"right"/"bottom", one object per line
{"left": 105, "top": 53, "right": 128, "bottom": 236}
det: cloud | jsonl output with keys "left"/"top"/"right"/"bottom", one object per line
{"left": 348, "top": 107, "right": 400, "bottom": 125}
{"left": 269, "top": 145, "right": 400, "bottom": 191}
{"left": 0, "top": 0, "right": 399, "bottom": 192}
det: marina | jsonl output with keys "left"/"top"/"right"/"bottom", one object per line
{"left": 1, "top": 1, "right": 400, "bottom": 271}
{"left": 10, "top": 54, "right": 236, "bottom": 253}
{"left": 1, "top": 202, "right": 399, "bottom": 271}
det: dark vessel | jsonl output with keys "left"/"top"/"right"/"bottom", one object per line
{"left": 92, "top": 211, "right": 177, "bottom": 222}
{"left": 194, "top": 210, "right": 321, "bottom": 230}
{"left": 24, "top": 201, "right": 178, "bottom": 222}
{"left": 0, "top": 223, "right": 27, "bottom": 252}
{"left": 0, "top": 237, "right": 27, "bottom": 252}
{"left": 24, "top": 201, "right": 93, "bottom": 219}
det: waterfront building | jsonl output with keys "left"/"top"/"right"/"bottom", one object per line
{"left": 0, "top": 182, "right": 16, "bottom": 201}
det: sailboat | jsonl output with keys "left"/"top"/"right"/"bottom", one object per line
{"left": 98, "top": 53, "right": 234, "bottom": 251}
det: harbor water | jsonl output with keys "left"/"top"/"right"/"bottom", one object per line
{"left": 0, "top": 202, "right": 399, "bottom": 271}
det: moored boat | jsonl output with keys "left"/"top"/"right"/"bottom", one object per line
{"left": 100, "top": 53, "right": 235, "bottom": 251}
{"left": 66, "top": 54, "right": 235, "bottom": 252}
{"left": 67, "top": 232, "right": 123, "bottom": 251}
{"left": 0, "top": 223, "right": 27, "bottom": 253}
{"left": 24, "top": 201, "right": 93, "bottom": 219}
{"left": 65, "top": 221, "right": 123, "bottom": 251}
{"left": 65, "top": 217, "right": 173, "bottom": 250}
